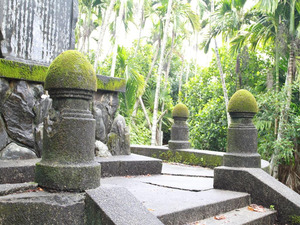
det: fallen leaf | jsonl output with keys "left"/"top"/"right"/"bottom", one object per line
{"left": 148, "top": 208, "right": 155, "bottom": 211}
{"left": 248, "top": 204, "right": 265, "bottom": 212}
{"left": 214, "top": 215, "right": 226, "bottom": 220}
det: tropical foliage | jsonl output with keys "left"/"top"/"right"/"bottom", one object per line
{"left": 76, "top": 0, "right": 300, "bottom": 193}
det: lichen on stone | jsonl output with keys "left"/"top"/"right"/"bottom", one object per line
{"left": 45, "top": 50, "right": 97, "bottom": 91}
{"left": 172, "top": 103, "right": 189, "bottom": 118}
{"left": 0, "top": 59, "right": 47, "bottom": 83}
{"left": 228, "top": 89, "right": 258, "bottom": 113}
{"left": 97, "top": 76, "right": 126, "bottom": 92}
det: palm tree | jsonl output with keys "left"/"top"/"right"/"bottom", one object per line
{"left": 93, "top": 0, "right": 117, "bottom": 71}
{"left": 110, "top": 0, "right": 134, "bottom": 77}
{"left": 151, "top": 0, "right": 173, "bottom": 146}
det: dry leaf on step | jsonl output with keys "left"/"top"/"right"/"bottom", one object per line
{"left": 248, "top": 204, "right": 265, "bottom": 212}
{"left": 214, "top": 215, "right": 226, "bottom": 220}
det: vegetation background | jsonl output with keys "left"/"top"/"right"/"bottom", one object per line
{"left": 76, "top": 0, "right": 300, "bottom": 193}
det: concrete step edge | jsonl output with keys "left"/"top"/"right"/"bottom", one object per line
{"left": 188, "top": 206, "right": 277, "bottom": 225}
{"left": 158, "top": 193, "right": 251, "bottom": 225}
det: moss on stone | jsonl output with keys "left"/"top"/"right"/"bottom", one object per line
{"left": 172, "top": 103, "right": 189, "bottom": 118}
{"left": 156, "top": 150, "right": 222, "bottom": 168}
{"left": 228, "top": 89, "right": 258, "bottom": 113}
{"left": 0, "top": 59, "right": 47, "bottom": 83}
{"left": 45, "top": 50, "right": 97, "bottom": 91}
{"left": 97, "top": 76, "right": 126, "bottom": 92}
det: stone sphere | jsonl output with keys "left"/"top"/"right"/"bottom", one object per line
{"left": 45, "top": 50, "right": 97, "bottom": 91}
{"left": 172, "top": 103, "right": 189, "bottom": 118}
{"left": 228, "top": 89, "right": 258, "bottom": 113}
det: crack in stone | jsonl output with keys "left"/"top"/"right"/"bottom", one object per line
{"left": 142, "top": 182, "right": 213, "bottom": 192}
{"left": 162, "top": 173, "right": 213, "bottom": 178}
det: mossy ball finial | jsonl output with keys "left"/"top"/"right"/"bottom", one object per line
{"left": 45, "top": 50, "right": 97, "bottom": 91}
{"left": 172, "top": 103, "right": 189, "bottom": 118}
{"left": 228, "top": 89, "right": 258, "bottom": 113}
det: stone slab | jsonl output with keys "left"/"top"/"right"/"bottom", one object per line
{"left": 134, "top": 175, "right": 213, "bottom": 191}
{"left": 102, "top": 176, "right": 250, "bottom": 225}
{"left": 0, "top": 159, "right": 39, "bottom": 184}
{"left": 96, "top": 75, "right": 126, "bottom": 92}
{"left": 0, "top": 182, "right": 37, "bottom": 196}
{"left": 96, "top": 154, "right": 162, "bottom": 177}
{"left": 214, "top": 166, "right": 300, "bottom": 224}
{"left": 0, "top": 191, "right": 85, "bottom": 224}
{"left": 85, "top": 186, "right": 163, "bottom": 225}
{"left": 0, "top": 154, "right": 162, "bottom": 184}
{"left": 162, "top": 163, "right": 214, "bottom": 177}
{"left": 194, "top": 206, "right": 276, "bottom": 225}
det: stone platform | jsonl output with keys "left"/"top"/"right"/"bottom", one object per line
{"left": 0, "top": 154, "right": 162, "bottom": 184}
{"left": 0, "top": 162, "right": 277, "bottom": 224}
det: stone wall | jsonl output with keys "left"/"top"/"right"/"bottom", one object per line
{"left": 0, "top": 59, "right": 127, "bottom": 159}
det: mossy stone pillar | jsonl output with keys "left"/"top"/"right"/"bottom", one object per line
{"left": 35, "top": 50, "right": 101, "bottom": 191}
{"left": 168, "top": 103, "right": 190, "bottom": 150}
{"left": 223, "top": 89, "right": 261, "bottom": 168}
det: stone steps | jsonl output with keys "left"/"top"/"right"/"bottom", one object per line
{"left": 189, "top": 206, "right": 277, "bottom": 225}
{"left": 156, "top": 190, "right": 251, "bottom": 225}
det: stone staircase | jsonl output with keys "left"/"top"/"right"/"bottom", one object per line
{"left": 101, "top": 162, "right": 277, "bottom": 225}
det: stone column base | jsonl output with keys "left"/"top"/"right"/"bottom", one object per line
{"left": 168, "top": 141, "right": 190, "bottom": 150}
{"left": 35, "top": 162, "right": 101, "bottom": 192}
{"left": 223, "top": 153, "right": 261, "bottom": 168}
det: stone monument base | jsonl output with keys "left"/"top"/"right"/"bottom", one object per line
{"left": 168, "top": 140, "right": 190, "bottom": 150}
{"left": 223, "top": 153, "right": 261, "bottom": 168}
{"left": 35, "top": 162, "right": 101, "bottom": 192}
{"left": 0, "top": 191, "right": 85, "bottom": 225}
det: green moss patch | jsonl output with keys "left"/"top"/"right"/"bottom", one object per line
{"left": 97, "top": 75, "right": 126, "bottom": 92}
{"left": 154, "top": 150, "right": 222, "bottom": 168}
{"left": 0, "top": 59, "right": 47, "bottom": 83}
{"left": 172, "top": 103, "right": 189, "bottom": 118}
{"left": 228, "top": 89, "right": 258, "bottom": 113}
{"left": 45, "top": 50, "right": 97, "bottom": 91}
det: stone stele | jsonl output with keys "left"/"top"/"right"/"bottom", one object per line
{"left": 0, "top": 0, "right": 78, "bottom": 66}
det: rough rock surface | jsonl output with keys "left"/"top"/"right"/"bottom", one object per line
{"left": 95, "top": 140, "right": 111, "bottom": 157}
{"left": 0, "top": 80, "right": 51, "bottom": 157}
{"left": 107, "top": 115, "right": 130, "bottom": 155}
{"left": 94, "top": 92, "right": 119, "bottom": 143}
{"left": 0, "top": 143, "right": 37, "bottom": 160}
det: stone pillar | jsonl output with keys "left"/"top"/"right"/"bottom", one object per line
{"left": 35, "top": 50, "right": 101, "bottom": 192}
{"left": 168, "top": 103, "right": 190, "bottom": 150}
{"left": 223, "top": 89, "right": 261, "bottom": 168}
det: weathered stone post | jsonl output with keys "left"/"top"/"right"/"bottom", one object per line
{"left": 223, "top": 89, "right": 261, "bottom": 167}
{"left": 214, "top": 90, "right": 300, "bottom": 224}
{"left": 168, "top": 103, "right": 190, "bottom": 150}
{"left": 35, "top": 50, "right": 101, "bottom": 191}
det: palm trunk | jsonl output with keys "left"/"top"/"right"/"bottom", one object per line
{"left": 139, "top": 96, "right": 151, "bottom": 130}
{"left": 178, "top": 63, "right": 184, "bottom": 102}
{"left": 151, "top": 0, "right": 173, "bottom": 146}
{"left": 214, "top": 39, "right": 231, "bottom": 127}
{"left": 111, "top": 0, "right": 125, "bottom": 77}
{"left": 270, "top": 46, "right": 295, "bottom": 178}
{"left": 94, "top": 0, "right": 116, "bottom": 70}
{"left": 211, "top": 0, "right": 230, "bottom": 127}
{"left": 133, "top": 0, "right": 145, "bottom": 57}
{"left": 131, "top": 42, "right": 159, "bottom": 119}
